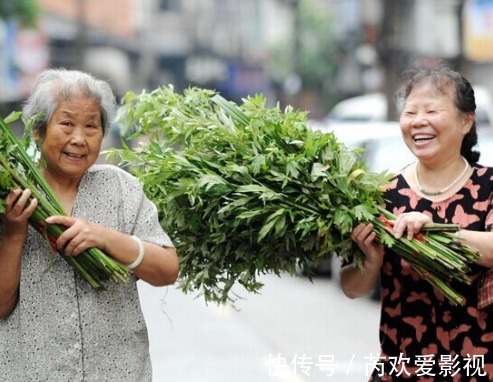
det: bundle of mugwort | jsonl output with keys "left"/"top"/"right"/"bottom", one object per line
{"left": 0, "top": 113, "right": 130, "bottom": 289}
{"left": 108, "top": 86, "right": 478, "bottom": 305}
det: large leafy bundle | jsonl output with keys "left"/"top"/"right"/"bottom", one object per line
{"left": 109, "top": 86, "right": 479, "bottom": 305}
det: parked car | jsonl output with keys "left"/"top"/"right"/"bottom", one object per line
{"left": 327, "top": 92, "right": 387, "bottom": 123}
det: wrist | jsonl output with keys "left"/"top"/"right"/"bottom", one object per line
{"left": 3, "top": 228, "right": 28, "bottom": 242}
{"left": 453, "top": 228, "right": 462, "bottom": 243}
{"left": 126, "top": 236, "right": 145, "bottom": 270}
{"left": 363, "top": 257, "right": 383, "bottom": 273}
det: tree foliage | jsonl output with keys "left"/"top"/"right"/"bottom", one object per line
{"left": 0, "top": 0, "right": 39, "bottom": 27}
{"left": 268, "top": 0, "right": 338, "bottom": 92}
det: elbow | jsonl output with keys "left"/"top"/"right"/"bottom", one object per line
{"left": 340, "top": 280, "right": 377, "bottom": 300}
{"left": 149, "top": 247, "right": 180, "bottom": 287}
{"left": 340, "top": 279, "right": 376, "bottom": 300}
{"left": 340, "top": 279, "right": 364, "bottom": 299}
{"left": 162, "top": 260, "right": 180, "bottom": 286}
{"left": 339, "top": 266, "right": 372, "bottom": 300}
{"left": 163, "top": 247, "right": 180, "bottom": 285}
{"left": 341, "top": 288, "right": 361, "bottom": 300}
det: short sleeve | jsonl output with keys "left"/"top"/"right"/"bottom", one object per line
{"left": 115, "top": 168, "right": 174, "bottom": 247}
{"left": 77, "top": 165, "right": 174, "bottom": 248}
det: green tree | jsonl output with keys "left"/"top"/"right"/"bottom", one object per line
{"left": 267, "top": 0, "right": 338, "bottom": 114}
{"left": 268, "top": 1, "right": 337, "bottom": 92}
{"left": 0, "top": 0, "right": 39, "bottom": 27}
{"left": 295, "top": 2, "right": 337, "bottom": 91}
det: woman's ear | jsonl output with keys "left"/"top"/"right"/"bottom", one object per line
{"left": 462, "top": 112, "right": 475, "bottom": 134}
{"left": 32, "top": 129, "right": 44, "bottom": 152}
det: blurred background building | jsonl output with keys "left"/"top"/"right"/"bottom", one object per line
{"left": 1, "top": 0, "right": 493, "bottom": 120}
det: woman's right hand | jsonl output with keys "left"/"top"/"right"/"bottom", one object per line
{"left": 2, "top": 189, "right": 37, "bottom": 237}
{"left": 340, "top": 223, "right": 385, "bottom": 299}
{"left": 350, "top": 223, "right": 385, "bottom": 270}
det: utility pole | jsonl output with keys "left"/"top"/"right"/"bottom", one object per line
{"left": 75, "top": 0, "right": 87, "bottom": 70}
{"left": 284, "top": 0, "right": 301, "bottom": 108}
{"left": 377, "top": 0, "right": 412, "bottom": 120}
{"left": 454, "top": 0, "right": 466, "bottom": 72}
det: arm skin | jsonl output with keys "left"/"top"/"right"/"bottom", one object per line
{"left": 455, "top": 229, "right": 493, "bottom": 268}
{"left": 0, "top": 189, "right": 37, "bottom": 318}
{"left": 340, "top": 223, "right": 384, "bottom": 299}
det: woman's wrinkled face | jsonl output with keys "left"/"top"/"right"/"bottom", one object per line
{"left": 37, "top": 97, "right": 103, "bottom": 182}
{"left": 399, "top": 81, "right": 473, "bottom": 164}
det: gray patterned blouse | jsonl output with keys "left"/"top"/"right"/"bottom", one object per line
{"left": 0, "top": 164, "right": 174, "bottom": 382}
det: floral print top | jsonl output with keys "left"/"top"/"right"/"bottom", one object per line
{"left": 371, "top": 165, "right": 493, "bottom": 382}
{"left": 0, "top": 165, "right": 173, "bottom": 382}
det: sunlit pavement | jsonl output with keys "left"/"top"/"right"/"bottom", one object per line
{"left": 138, "top": 273, "right": 381, "bottom": 382}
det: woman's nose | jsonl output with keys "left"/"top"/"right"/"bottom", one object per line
{"left": 70, "top": 127, "right": 86, "bottom": 143}
{"left": 411, "top": 112, "right": 428, "bottom": 127}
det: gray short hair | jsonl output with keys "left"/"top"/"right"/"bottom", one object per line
{"left": 23, "top": 68, "right": 117, "bottom": 136}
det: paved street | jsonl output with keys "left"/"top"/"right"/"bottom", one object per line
{"left": 138, "top": 272, "right": 381, "bottom": 382}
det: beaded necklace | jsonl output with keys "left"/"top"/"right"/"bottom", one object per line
{"left": 414, "top": 157, "right": 469, "bottom": 196}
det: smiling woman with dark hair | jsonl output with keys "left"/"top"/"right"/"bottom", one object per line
{"left": 341, "top": 67, "right": 493, "bottom": 381}
{"left": 0, "top": 68, "right": 179, "bottom": 382}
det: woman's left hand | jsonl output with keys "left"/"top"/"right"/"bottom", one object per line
{"left": 392, "top": 211, "right": 432, "bottom": 240}
{"left": 45, "top": 214, "right": 179, "bottom": 285}
{"left": 45, "top": 215, "right": 103, "bottom": 256}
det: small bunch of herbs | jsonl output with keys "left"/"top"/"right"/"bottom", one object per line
{"left": 0, "top": 113, "right": 130, "bottom": 289}
{"left": 108, "top": 86, "right": 479, "bottom": 305}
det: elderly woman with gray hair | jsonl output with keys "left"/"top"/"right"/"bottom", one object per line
{"left": 0, "top": 68, "right": 179, "bottom": 381}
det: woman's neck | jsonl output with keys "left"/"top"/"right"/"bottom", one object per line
{"left": 404, "top": 157, "right": 473, "bottom": 202}
{"left": 42, "top": 170, "right": 82, "bottom": 215}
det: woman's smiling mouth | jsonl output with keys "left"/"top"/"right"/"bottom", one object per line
{"left": 63, "top": 152, "right": 85, "bottom": 160}
{"left": 413, "top": 134, "right": 435, "bottom": 143}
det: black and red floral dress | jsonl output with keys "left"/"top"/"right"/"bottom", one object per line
{"left": 371, "top": 166, "right": 493, "bottom": 382}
